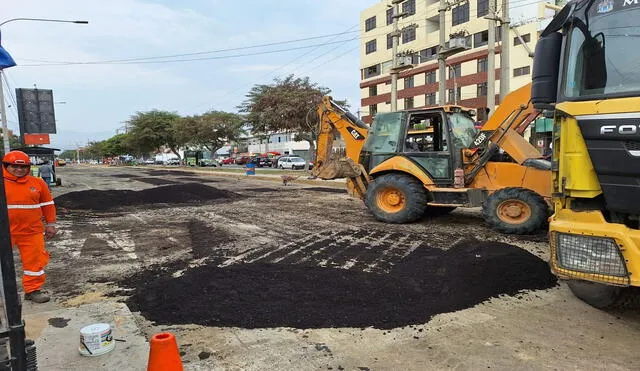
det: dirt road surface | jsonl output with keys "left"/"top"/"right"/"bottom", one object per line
{"left": 28, "top": 165, "right": 640, "bottom": 370}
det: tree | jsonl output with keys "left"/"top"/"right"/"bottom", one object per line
{"left": 0, "top": 130, "right": 23, "bottom": 156}
{"left": 238, "top": 75, "right": 347, "bottom": 163}
{"left": 126, "top": 110, "right": 184, "bottom": 159}
{"left": 175, "top": 111, "right": 245, "bottom": 155}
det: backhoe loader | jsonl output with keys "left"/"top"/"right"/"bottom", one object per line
{"left": 532, "top": 0, "right": 640, "bottom": 308}
{"left": 312, "top": 84, "right": 551, "bottom": 235}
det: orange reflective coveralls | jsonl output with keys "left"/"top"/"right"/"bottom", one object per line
{"left": 4, "top": 168, "right": 56, "bottom": 293}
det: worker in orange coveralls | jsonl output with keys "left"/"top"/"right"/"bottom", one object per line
{"left": 3, "top": 151, "right": 56, "bottom": 303}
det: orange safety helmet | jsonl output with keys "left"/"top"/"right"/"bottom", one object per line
{"left": 2, "top": 151, "right": 31, "bottom": 166}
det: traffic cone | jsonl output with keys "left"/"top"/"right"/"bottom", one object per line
{"left": 147, "top": 332, "right": 183, "bottom": 371}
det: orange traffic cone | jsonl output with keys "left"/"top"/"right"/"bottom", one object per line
{"left": 147, "top": 332, "right": 184, "bottom": 371}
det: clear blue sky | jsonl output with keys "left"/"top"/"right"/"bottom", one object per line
{"left": 2, "top": 0, "right": 373, "bottom": 151}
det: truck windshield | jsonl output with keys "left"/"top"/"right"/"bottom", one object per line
{"left": 447, "top": 112, "right": 478, "bottom": 151}
{"left": 563, "top": 2, "right": 640, "bottom": 98}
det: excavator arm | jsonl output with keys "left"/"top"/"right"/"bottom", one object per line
{"left": 312, "top": 96, "right": 371, "bottom": 198}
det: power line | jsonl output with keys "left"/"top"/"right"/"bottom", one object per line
{"left": 18, "top": 30, "right": 362, "bottom": 65}
{"left": 19, "top": 38, "right": 360, "bottom": 67}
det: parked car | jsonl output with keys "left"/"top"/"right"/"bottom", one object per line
{"left": 278, "top": 156, "right": 309, "bottom": 170}
{"left": 144, "top": 159, "right": 155, "bottom": 165}
{"left": 235, "top": 156, "right": 251, "bottom": 165}
{"left": 165, "top": 158, "right": 180, "bottom": 165}
{"left": 249, "top": 157, "right": 273, "bottom": 168}
{"left": 220, "top": 158, "right": 235, "bottom": 165}
{"left": 199, "top": 159, "right": 218, "bottom": 167}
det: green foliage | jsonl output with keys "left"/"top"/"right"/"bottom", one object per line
{"left": 175, "top": 111, "right": 245, "bottom": 154}
{"left": 59, "top": 150, "right": 76, "bottom": 160}
{"left": 126, "top": 110, "right": 183, "bottom": 158}
{"left": 238, "top": 75, "right": 347, "bottom": 158}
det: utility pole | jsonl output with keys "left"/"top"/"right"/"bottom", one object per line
{"left": 390, "top": 0, "right": 403, "bottom": 112}
{"left": 437, "top": 0, "right": 447, "bottom": 105}
{"left": 0, "top": 71, "right": 10, "bottom": 154}
{"left": 500, "top": 0, "right": 510, "bottom": 101}
{"left": 486, "top": 0, "right": 497, "bottom": 114}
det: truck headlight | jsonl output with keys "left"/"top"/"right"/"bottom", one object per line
{"left": 556, "top": 233, "right": 627, "bottom": 277}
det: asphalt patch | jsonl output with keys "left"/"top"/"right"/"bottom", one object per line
{"left": 110, "top": 174, "right": 142, "bottom": 178}
{"left": 245, "top": 188, "right": 278, "bottom": 193}
{"left": 176, "top": 177, "right": 218, "bottom": 183}
{"left": 188, "top": 219, "right": 233, "bottom": 259}
{"left": 303, "top": 187, "right": 346, "bottom": 194}
{"left": 48, "top": 317, "right": 71, "bottom": 328}
{"left": 55, "top": 183, "right": 239, "bottom": 211}
{"left": 135, "top": 177, "right": 178, "bottom": 186}
{"left": 121, "top": 240, "right": 557, "bottom": 329}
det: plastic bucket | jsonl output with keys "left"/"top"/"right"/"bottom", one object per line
{"left": 79, "top": 323, "right": 115, "bottom": 357}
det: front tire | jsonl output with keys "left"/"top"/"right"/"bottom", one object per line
{"left": 482, "top": 187, "right": 548, "bottom": 234}
{"left": 365, "top": 173, "right": 427, "bottom": 223}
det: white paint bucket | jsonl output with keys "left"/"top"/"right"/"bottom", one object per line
{"left": 79, "top": 323, "right": 115, "bottom": 357}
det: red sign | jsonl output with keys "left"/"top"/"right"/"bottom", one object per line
{"left": 23, "top": 134, "right": 50, "bottom": 145}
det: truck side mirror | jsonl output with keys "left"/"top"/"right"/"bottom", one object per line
{"left": 531, "top": 32, "right": 563, "bottom": 109}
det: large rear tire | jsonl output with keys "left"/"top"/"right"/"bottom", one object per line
{"left": 365, "top": 174, "right": 427, "bottom": 223}
{"left": 482, "top": 187, "right": 548, "bottom": 234}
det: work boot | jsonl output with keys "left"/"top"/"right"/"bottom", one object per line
{"left": 24, "top": 290, "right": 50, "bottom": 303}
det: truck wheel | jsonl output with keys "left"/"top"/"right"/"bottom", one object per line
{"left": 482, "top": 187, "right": 548, "bottom": 234}
{"left": 365, "top": 174, "right": 426, "bottom": 223}
{"left": 568, "top": 280, "right": 640, "bottom": 309}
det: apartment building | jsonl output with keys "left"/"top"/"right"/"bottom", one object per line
{"left": 359, "top": 0, "right": 556, "bottom": 123}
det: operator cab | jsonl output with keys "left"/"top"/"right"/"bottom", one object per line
{"left": 360, "top": 106, "right": 477, "bottom": 186}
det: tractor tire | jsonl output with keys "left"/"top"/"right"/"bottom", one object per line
{"left": 482, "top": 187, "right": 548, "bottom": 234}
{"left": 365, "top": 173, "right": 427, "bottom": 224}
{"left": 567, "top": 280, "right": 640, "bottom": 309}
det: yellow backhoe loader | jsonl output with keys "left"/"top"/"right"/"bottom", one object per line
{"left": 312, "top": 83, "right": 551, "bottom": 235}
{"left": 532, "top": 0, "right": 640, "bottom": 308}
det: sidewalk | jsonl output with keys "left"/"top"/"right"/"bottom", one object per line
{"left": 133, "top": 165, "right": 348, "bottom": 187}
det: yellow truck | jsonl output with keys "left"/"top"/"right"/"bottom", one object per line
{"left": 532, "top": 0, "right": 640, "bottom": 307}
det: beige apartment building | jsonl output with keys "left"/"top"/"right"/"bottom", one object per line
{"left": 359, "top": 0, "right": 557, "bottom": 123}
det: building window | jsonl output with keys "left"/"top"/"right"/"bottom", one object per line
{"left": 402, "top": 0, "right": 416, "bottom": 17}
{"left": 405, "top": 75, "right": 414, "bottom": 89}
{"left": 369, "top": 104, "right": 378, "bottom": 116}
{"left": 369, "top": 85, "right": 377, "bottom": 97}
{"left": 477, "top": 57, "right": 487, "bottom": 73}
{"left": 477, "top": 82, "right": 488, "bottom": 96}
{"left": 513, "top": 66, "right": 531, "bottom": 77}
{"left": 363, "top": 64, "right": 381, "bottom": 79}
{"left": 448, "top": 63, "right": 461, "bottom": 78}
{"left": 477, "top": 0, "right": 489, "bottom": 17}
{"left": 426, "top": 93, "right": 436, "bottom": 105}
{"left": 514, "top": 33, "right": 531, "bottom": 46}
{"left": 448, "top": 87, "right": 461, "bottom": 103}
{"left": 365, "top": 40, "right": 377, "bottom": 54}
{"left": 405, "top": 97, "right": 415, "bottom": 109}
{"left": 420, "top": 46, "right": 438, "bottom": 62}
{"left": 474, "top": 30, "right": 488, "bottom": 48}
{"left": 402, "top": 26, "right": 416, "bottom": 44}
{"left": 452, "top": 2, "right": 469, "bottom": 26}
{"left": 386, "top": 8, "right": 393, "bottom": 25}
{"left": 365, "top": 16, "right": 376, "bottom": 32}
{"left": 425, "top": 70, "right": 436, "bottom": 84}
{"left": 387, "top": 33, "right": 393, "bottom": 49}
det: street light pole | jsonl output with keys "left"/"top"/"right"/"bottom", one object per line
{"left": 0, "top": 71, "right": 9, "bottom": 154}
{"left": 0, "top": 17, "right": 88, "bottom": 153}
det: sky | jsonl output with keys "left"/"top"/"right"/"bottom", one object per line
{"left": 1, "top": 0, "right": 372, "bottom": 151}
{"left": 1, "top": 0, "right": 539, "bottom": 152}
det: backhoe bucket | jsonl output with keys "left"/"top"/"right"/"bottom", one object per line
{"left": 312, "top": 157, "right": 362, "bottom": 180}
